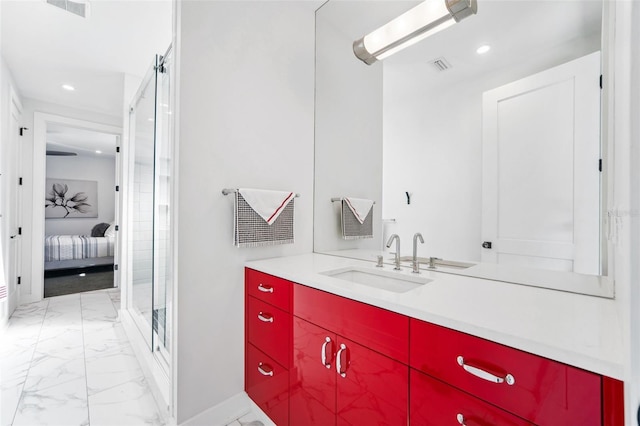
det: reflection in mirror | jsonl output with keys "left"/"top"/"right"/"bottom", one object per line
{"left": 314, "top": 0, "right": 610, "bottom": 296}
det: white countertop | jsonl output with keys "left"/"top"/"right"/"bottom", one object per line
{"left": 246, "top": 253, "right": 624, "bottom": 380}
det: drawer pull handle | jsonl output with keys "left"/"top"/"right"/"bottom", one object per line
{"left": 257, "top": 312, "right": 273, "bottom": 323}
{"left": 336, "top": 343, "right": 349, "bottom": 378}
{"left": 456, "top": 414, "right": 466, "bottom": 425}
{"left": 321, "top": 337, "right": 333, "bottom": 369}
{"left": 457, "top": 356, "right": 515, "bottom": 386}
{"left": 258, "top": 362, "right": 274, "bottom": 377}
{"left": 257, "top": 283, "right": 274, "bottom": 293}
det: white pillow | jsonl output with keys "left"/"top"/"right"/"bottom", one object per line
{"left": 104, "top": 223, "right": 116, "bottom": 237}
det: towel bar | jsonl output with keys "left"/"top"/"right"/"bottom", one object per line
{"left": 222, "top": 188, "right": 300, "bottom": 197}
{"left": 331, "top": 197, "right": 376, "bottom": 204}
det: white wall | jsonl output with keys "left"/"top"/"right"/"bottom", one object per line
{"left": 19, "top": 98, "right": 120, "bottom": 300}
{"left": 175, "top": 1, "right": 316, "bottom": 422}
{"left": 383, "top": 38, "right": 600, "bottom": 262}
{"left": 45, "top": 154, "right": 115, "bottom": 236}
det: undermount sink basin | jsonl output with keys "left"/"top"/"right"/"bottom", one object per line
{"left": 321, "top": 266, "right": 432, "bottom": 293}
{"left": 398, "top": 256, "right": 475, "bottom": 270}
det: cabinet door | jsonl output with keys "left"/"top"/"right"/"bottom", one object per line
{"left": 247, "top": 296, "right": 291, "bottom": 368}
{"left": 336, "top": 337, "right": 408, "bottom": 426}
{"left": 246, "top": 343, "right": 289, "bottom": 426}
{"left": 290, "top": 317, "right": 337, "bottom": 426}
{"left": 411, "top": 369, "right": 533, "bottom": 426}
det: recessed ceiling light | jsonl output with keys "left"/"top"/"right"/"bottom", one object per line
{"left": 476, "top": 45, "right": 491, "bottom": 55}
{"left": 62, "top": 84, "right": 75, "bottom": 91}
{"left": 95, "top": 150, "right": 102, "bottom": 154}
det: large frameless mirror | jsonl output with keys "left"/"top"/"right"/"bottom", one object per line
{"left": 313, "top": 0, "right": 611, "bottom": 297}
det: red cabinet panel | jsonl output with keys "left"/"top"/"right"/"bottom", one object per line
{"left": 246, "top": 268, "right": 292, "bottom": 312}
{"left": 410, "top": 319, "right": 601, "bottom": 425}
{"left": 290, "top": 317, "right": 337, "bottom": 426}
{"left": 293, "top": 283, "right": 409, "bottom": 363}
{"left": 603, "top": 376, "right": 624, "bottom": 426}
{"left": 246, "top": 343, "right": 289, "bottom": 426}
{"left": 336, "top": 336, "right": 408, "bottom": 426}
{"left": 410, "top": 369, "right": 533, "bottom": 426}
{"left": 247, "top": 296, "right": 291, "bottom": 368}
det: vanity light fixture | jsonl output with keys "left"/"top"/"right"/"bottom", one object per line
{"left": 353, "top": 0, "right": 477, "bottom": 65}
{"left": 476, "top": 44, "right": 491, "bottom": 54}
{"left": 61, "top": 84, "right": 75, "bottom": 91}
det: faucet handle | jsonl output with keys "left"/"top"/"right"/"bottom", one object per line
{"left": 376, "top": 255, "right": 384, "bottom": 267}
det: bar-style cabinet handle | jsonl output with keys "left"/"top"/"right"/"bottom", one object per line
{"left": 257, "top": 283, "right": 274, "bottom": 293}
{"left": 257, "top": 312, "right": 273, "bottom": 323}
{"left": 257, "top": 362, "right": 274, "bottom": 377}
{"left": 457, "top": 356, "right": 515, "bottom": 385}
{"left": 321, "top": 337, "right": 333, "bottom": 369}
{"left": 336, "top": 343, "right": 349, "bottom": 378}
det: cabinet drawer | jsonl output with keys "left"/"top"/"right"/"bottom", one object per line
{"left": 410, "top": 369, "right": 533, "bottom": 426}
{"left": 247, "top": 295, "right": 291, "bottom": 368}
{"left": 410, "top": 319, "right": 601, "bottom": 425}
{"left": 246, "top": 343, "right": 289, "bottom": 426}
{"left": 294, "top": 283, "right": 409, "bottom": 363}
{"left": 246, "top": 268, "right": 292, "bottom": 312}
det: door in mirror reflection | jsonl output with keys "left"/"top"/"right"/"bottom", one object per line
{"left": 482, "top": 52, "right": 601, "bottom": 275}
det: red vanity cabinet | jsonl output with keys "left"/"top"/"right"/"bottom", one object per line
{"left": 245, "top": 269, "right": 293, "bottom": 425}
{"left": 291, "top": 284, "right": 409, "bottom": 426}
{"left": 244, "top": 267, "right": 624, "bottom": 425}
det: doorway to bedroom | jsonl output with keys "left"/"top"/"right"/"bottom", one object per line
{"left": 43, "top": 124, "right": 118, "bottom": 298}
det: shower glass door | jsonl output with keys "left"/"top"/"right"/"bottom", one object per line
{"left": 129, "top": 49, "right": 173, "bottom": 368}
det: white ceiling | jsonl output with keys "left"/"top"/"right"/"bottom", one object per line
{"left": 1, "top": 0, "right": 172, "bottom": 119}
{"left": 47, "top": 122, "right": 118, "bottom": 157}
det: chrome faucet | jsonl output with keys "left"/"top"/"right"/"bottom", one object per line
{"left": 412, "top": 233, "right": 424, "bottom": 273}
{"left": 386, "top": 234, "right": 401, "bottom": 270}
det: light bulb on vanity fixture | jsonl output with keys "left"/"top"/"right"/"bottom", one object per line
{"left": 353, "top": 0, "right": 477, "bottom": 65}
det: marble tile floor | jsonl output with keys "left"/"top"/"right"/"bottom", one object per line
{"left": 0, "top": 288, "right": 165, "bottom": 426}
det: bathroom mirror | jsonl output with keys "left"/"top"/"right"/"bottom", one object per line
{"left": 313, "top": 0, "right": 613, "bottom": 297}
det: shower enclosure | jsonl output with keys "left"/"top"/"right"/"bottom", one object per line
{"left": 127, "top": 47, "right": 173, "bottom": 372}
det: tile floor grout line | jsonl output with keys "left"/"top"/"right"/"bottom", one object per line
{"left": 10, "top": 298, "right": 51, "bottom": 426}
{"left": 79, "top": 293, "right": 92, "bottom": 426}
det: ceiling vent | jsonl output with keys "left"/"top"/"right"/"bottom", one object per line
{"left": 46, "top": 0, "right": 89, "bottom": 18}
{"left": 430, "top": 57, "right": 452, "bottom": 72}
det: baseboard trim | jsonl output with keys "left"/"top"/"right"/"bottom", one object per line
{"left": 180, "top": 392, "right": 275, "bottom": 426}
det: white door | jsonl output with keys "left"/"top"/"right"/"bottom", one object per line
{"left": 481, "top": 51, "right": 601, "bottom": 275}
{"left": 8, "top": 92, "right": 23, "bottom": 312}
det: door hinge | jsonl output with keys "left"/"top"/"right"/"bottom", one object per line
{"left": 599, "top": 159, "right": 603, "bottom": 172}
{"left": 115, "top": 185, "right": 119, "bottom": 192}
{"left": 482, "top": 241, "right": 492, "bottom": 249}
{"left": 115, "top": 225, "right": 119, "bottom": 231}
{"left": 18, "top": 177, "right": 23, "bottom": 185}
{"left": 17, "top": 276, "right": 21, "bottom": 285}
{"left": 114, "top": 264, "right": 119, "bottom": 271}
{"left": 18, "top": 227, "right": 22, "bottom": 235}
{"left": 116, "top": 146, "right": 120, "bottom": 153}
{"left": 600, "top": 74, "right": 603, "bottom": 89}
{"left": 19, "top": 127, "right": 28, "bottom": 136}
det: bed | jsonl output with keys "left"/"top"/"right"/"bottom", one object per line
{"left": 44, "top": 222, "right": 116, "bottom": 275}
{"left": 44, "top": 235, "right": 115, "bottom": 262}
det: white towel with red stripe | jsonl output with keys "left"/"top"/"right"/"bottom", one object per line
{"left": 233, "top": 188, "right": 296, "bottom": 247}
{"left": 238, "top": 189, "right": 294, "bottom": 225}
{"left": 343, "top": 197, "right": 374, "bottom": 224}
